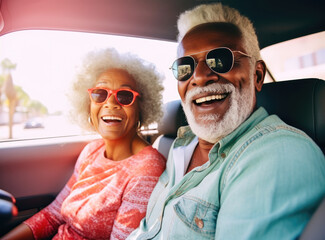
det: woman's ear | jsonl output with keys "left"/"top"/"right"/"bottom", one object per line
{"left": 254, "top": 60, "right": 266, "bottom": 92}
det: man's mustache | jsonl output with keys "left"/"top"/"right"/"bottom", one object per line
{"left": 184, "top": 83, "right": 234, "bottom": 105}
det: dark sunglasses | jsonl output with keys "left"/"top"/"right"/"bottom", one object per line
{"left": 88, "top": 87, "right": 140, "bottom": 106}
{"left": 170, "top": 47, "right": 251, "bottom": 81}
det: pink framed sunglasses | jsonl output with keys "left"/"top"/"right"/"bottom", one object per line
{"left": 88, "top": 87, "right": 140, "bottom": 106}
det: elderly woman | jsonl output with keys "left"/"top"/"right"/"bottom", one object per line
{"left": 3, "top": 48, "right": 166, "bottom": 240}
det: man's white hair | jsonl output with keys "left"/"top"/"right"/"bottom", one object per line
{"left": 177, "top": 3, "right": 261, "bottom": 61}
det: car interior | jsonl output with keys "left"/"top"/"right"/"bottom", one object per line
{"left": 0, "top": 0, "right": 324, "bottom": 238}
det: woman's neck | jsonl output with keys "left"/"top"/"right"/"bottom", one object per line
{"left": 103, "top": 132, "right": 148, "bottom": 161}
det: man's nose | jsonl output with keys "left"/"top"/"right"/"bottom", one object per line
{"left": 191, "top": 60, "right": 219, "bottom": 86}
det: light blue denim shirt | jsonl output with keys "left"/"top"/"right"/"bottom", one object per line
{"left": 128, "top": 107, "right": 325, "bottom": 240}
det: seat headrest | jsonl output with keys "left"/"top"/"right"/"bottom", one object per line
{"left": 157, "top": 79, "right": 325, "bottom": 154}
{"left": 257, "top": 78, "right": 325, "bottom": 154}
{"left": 157, "top": 100, "right": 187, "bottom": 138}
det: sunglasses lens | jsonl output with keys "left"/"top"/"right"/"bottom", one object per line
{"left": 172, "top": 56, "right": 195, "bottom": 81}
{"left": 116, "top": 90, "right": 134, "bottom": 105}
{"left": 91, "top": 88, "right": 108, "bottom": 103}
{"left": 206, "top": 48, "right": 234, "bottom": 74}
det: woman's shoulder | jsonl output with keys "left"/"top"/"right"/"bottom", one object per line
{"left": 137, "top": 146, "right": 166, "bottom": 162}
{"left": 80, "top": 138, "right": 105, "bottom": 155}
{"left": 129, "top": 146, "right": 166, "bottom": 174}
{"left": 75, "top": 139, "right": 105, "bottom": 170}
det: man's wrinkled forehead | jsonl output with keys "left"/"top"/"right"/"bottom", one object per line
{"left": 177, "top": 22, "right": 243, "bottom": 56}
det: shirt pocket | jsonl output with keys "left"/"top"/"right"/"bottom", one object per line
{"left": 173, "top": 196, "right": 218, "bottom": 239}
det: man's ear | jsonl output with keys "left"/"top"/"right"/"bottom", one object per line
{"left": 254, "top": 60, "right": 266, "bottom": 92}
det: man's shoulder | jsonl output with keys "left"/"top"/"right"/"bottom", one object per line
{"left": 239, "top": 107, "right": 309, "bottom": 139}
{"left": 241, "top": 114, "right": 322, "bottom": 161}
{"left": 229, "top": 112, "right": 324, "bottom": 164}
{"left": 255, "top": 114, "right": 315, "bottom": 145}
{"left": 222, "top": 113, "right": 325, "bottom": 192}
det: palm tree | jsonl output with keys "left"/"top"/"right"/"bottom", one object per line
{"left": 1, "top": 58, "right": 17, "bottom": 138}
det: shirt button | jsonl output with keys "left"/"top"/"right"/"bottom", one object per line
{"left": 220, "top": 152, "right": 226, "bottom": 158}
{"left": 195, "top": 217, "right": 204, "bottom": 229}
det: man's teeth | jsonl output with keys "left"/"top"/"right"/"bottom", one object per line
{"left": 195, "top": 94, "right": 227, "bottom": 104}
{"left": 102, "top": 116, "right": 122, "bottom": 121}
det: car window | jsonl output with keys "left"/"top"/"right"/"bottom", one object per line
{"left": 261, "top": 31, "right": 325, "bottom": 83}
{"left": 0, "top": 30, "right": 178, "bottom": 141}
{"left": 2, "top": 30, "right": 324, "bottom": 141}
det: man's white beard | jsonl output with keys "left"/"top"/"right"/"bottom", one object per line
{"left": 181, "top": 78, "right": 255, "bottom": 143}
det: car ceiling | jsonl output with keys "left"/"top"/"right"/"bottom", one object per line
{"left": 0, "top": 0, "right": 324, "bottom": 49}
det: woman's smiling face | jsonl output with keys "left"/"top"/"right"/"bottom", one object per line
{"left": 90, "top": 68, "right": 140, "bottom": 141}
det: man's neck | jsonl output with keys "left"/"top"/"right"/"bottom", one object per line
{"left": 186, "top": 138, "right": 214, "bottom": 173}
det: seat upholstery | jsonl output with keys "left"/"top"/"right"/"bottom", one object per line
{"left": 299, "top": 197, "right": 325, "bottom": 240}
{"left": 153, "top": 100, "right": 187, "bottom": 159}
{"left": 153, "top": 78, "right": 325, "bottom": 158}
{"left": 256, "top": 78, "right": 325, "bottom": 155}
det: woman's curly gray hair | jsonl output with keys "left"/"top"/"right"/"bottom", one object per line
{"left": 177, "top": 3, "right": 261, "bottom": 61}
{"left": 68, "top": 48, "right": 164, "bottom": 132}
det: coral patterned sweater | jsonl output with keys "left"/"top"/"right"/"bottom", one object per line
{"left": 24, "top": 139, "right": 166, "bottom": 240}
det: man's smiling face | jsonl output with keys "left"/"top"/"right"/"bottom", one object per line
{"left": 177, "top": 23, "right": 259, "bottom": 143}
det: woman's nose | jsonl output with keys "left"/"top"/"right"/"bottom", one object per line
{"left": 103, "top": 94, "right": 121, "bottom": 109}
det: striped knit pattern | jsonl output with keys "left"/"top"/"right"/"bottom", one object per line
{"left": 24, "top": 139, "right": 166, "bottom": 239}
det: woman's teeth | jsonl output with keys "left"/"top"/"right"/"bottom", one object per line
{"left": 195, "top": 94, "right": 227, "bottom": 104}
{"left": 101, "top": 116, "right": 122, "bottom": 122}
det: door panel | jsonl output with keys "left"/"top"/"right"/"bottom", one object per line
{"left": 0, "top": 135, "right": 97, "bottom": 235}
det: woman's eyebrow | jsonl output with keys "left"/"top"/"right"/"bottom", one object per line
{"left": 95, "top": 82, "right": 106, "bottom": 85}
{"left": 120, "top": 84, "right": 133, "bottom": 89}
{"left": 95, "top": 82, "right": 133, "bottom": 89}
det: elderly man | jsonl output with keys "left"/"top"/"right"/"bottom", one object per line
{"left": 128, "top": 3, "right": 325, "bottom": 240}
